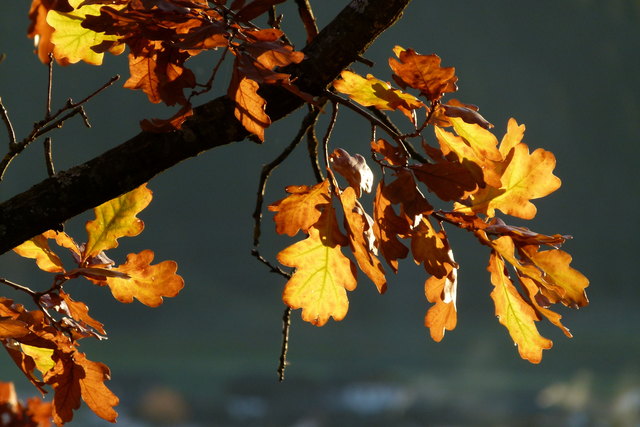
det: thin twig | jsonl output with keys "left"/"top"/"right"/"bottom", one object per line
{"left": 322, "top": 101, "right": 339, "bottom": 172}
{"left": 277, "top": 306, "right": 292, "bottom": 382}
{"left": 0, "top": 97, "right": 16, "bottom": 148}
{"left": 44, "top": 137, "right": 55, "bottom": 177}
{"left": 190, "top": 47, "right": 230, "bottom": 99}
{"left": 46, "top": 53, "right": 54, "bottom": 119}
{"left": 295, "top": 0, "right": 318, "bottom": 43}
{"left": 306, "top": 121, "right": 324, "bottom": 183}
{"left": 251, "top": 106, "right": 321, "bottom": 258}
{"left": 0, "top": 277, "right": 38, "bottom": 296}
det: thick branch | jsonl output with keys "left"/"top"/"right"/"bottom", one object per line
{"left": 0, "top": 0, "right": 411, "bottom": 255}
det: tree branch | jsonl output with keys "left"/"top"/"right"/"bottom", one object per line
{"left": 0, "top": 0, "right": 411, "bottom": 255}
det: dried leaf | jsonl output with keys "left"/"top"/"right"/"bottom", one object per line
{"left": 372, "top": 180, "right": 410, "bottom": 273}
{"left": 389, "top": 46, "right": 457, "bottom": 101}
{"left": 371, "top": 138, "right": 408, "bottom": 167}
{"left": 278, "top": 206, "right": 356, "bottom": 326}
{"left": 13, "top": 234, "right": 65, "bottom": 273}
{"left": 338, "top": 187, "right": 387, "bottom": 293}
{"left": 333, "top": 70, "right": 424, "bottom": 120}
{"left": 84, "top": 183, "right": 152, "bottom": 260}
{"left": 268, "top": 180, "right": 331, "bottom": 236}
{"left": 106, "top": 250, "right": 184, "bottom": 307}
{"left": 329, "top": 148, "right": 374, "bottom": 197}
{"left": 411, "top": 216, "right": 455, "bottom": 279}
{"left": 488, "top": 251, "right": 552, "bottom": 363}
{"left": 228, "top": 61, "right": 270, "bottom": 141}
{"left": 424, "top": 262, "right": 457, "bottom": 342}
{"left": 0, "top": 318, "right": 29, "bottom": 339}
{"left": 46, "top": 0, "right": 125, "bottom": 65}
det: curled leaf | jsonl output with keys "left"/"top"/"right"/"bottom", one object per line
{"left": 329, "top": 148, "right": 374, "bottom": 197}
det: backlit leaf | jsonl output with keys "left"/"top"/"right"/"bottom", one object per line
{"left": 13, "top": 234, "right": 65, "bottom": 273}
{"left": 277, "top": 206, "right": 357, "bottom": 326}
{"left": 74, "top": 352, "right": 118, "bottom": 423}
{"left": 20, "top": 344, "right": 55, "bottom": 376}
{"left": 268, "top": 180, "right": 331, "bottom": 237}
{"left": 84, "top": 183, "right": 152, "bottom": 260}
{"left": 46, "top": 0, "right": 125, "bottom": 65}
{"left": 0, "top": 318, "right": 29, "bottom": 339}
{"left": 373, "top": 180, "right": 410, "bottom": 273}
{"left": 338, "top": 187, "right": 387, "bottom": 293}
{"left": 333, "top": 70, "right": 424, "bottom": 120}
{"left": 389, "top": 46, "right": 457, "bottom": 101}
{"left": 456, "top": 142, "right": 561, "bottom": 219}
{"left": 411, "top": 216, "right": 455, "bottom": 279}
{"left": 424, "top": 262, "right": 457, "bottom": 342}
{"left": 228, "top": 61, "right": 270, "bottom": 141}
{"left": 488, "top": 250, "right": 552, "bottom": 363}
{"left": 106, "top": 250, "right": 184, "bottom": 307}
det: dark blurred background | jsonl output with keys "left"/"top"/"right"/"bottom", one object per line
{"left": 1, "top": 1, "right": 639, "bottom": 425}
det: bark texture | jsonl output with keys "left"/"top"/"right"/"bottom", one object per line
{"left": 0, "top": 0, "right": 411, "bottom": 254}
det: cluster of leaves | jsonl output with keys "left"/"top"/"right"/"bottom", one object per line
{"left": 2, "top": 184, "right": 183, "bottom": 424}
{"left": 28, "top": 0, "right": 307, "bottom": 135}
{"left": 269, "top": 46, "right": 589, "bottom": 364}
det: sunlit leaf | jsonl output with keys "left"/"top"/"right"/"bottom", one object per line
{"left": 424, "top": 262, "right": 457, "bottom": 342}
{"left": 84, "top": 183, "right": 152, "bottom": 260}
{"left": 268, "top": 180, "right": 331, "bottom": 237}
{"left": 46, "top": 0, "right": 125, "bottom": 65}
{"left": 488, "top": 250, "right": 552, "bottom": 363}
{"left": 329, "top": 148, "right": 374, "bottom": 197}
{"left": 13, "top": 234, "right": 65, "bottom": 273}
{"left": 106, "top": 250, "right": 184, "bottom": 307}
{"left": 389, "top": 46, "right": 457, "bottom": 101}
{"left": 20, "top": 344, "right": 55, "bottom": 376}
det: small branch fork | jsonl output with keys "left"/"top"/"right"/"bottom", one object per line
{"left": 0, "top": 62, "right": 119, "bottom": 182}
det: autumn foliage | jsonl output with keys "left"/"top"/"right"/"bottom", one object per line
{"left": 0, "top": 0, "right": 590, "bottom": 424}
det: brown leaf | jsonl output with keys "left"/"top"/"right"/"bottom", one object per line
{"left": 411, "top": 216, "right": 455, "bottom": 279}
{"left": 329, "top": 148, "right": 374, "bottom": 197}
{"left": 382, "top": 169, "right": 433, "bottom": 219}
{"left": 140, "top": 104, "right": 194, "bottom": 133}
{"left": 338, "top": 187, "right": 387, "bottom": 293}
{"left": 411, "top": 160, "right": 478, "bottom": 202}
{"left": 228, "top": 60, "right": 270, "bottom": 141}
{"left": 372, "top": 181, "right": 410, "bottom": 273}
{"left": 371, "top": 138, "right": 408, "bottom": 167}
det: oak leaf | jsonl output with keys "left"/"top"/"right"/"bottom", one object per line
{"left": 455, "top": 140, "right": 561, "bottom": 219}
{"left": 0, "top": 318, "right": 29, "bottom": 339}
{"left": 424, "top": 262, "right": 457, "bottom": 342}
{"left": 268, "top": 180, "right": 331, "bottom": 236}
{"left": 373, "top": 180, "right": 410, "bottom": 272}
{"left": 338, "top": 187, "right": 387, "bottom": 293}
{"left": 105, "top": 250, "right": 184, "bottom": 307}
{"left": 411, "top": 160, "right": 478, "bottom": 202}
{"left": 430, "top": 99, "right": 493, "bottom": 129}
{"left": 228, "top": 61, "right": 270, "bottom": 141}
{"left": 411, "top": 216, "right": 455, "bottom": 279}
{"left": 277, "top": 206, "right": 357, "bottom": 326}
{"left": 13, "top": 234, "right": 65, "bottom": 273}
{"left": 333, "top": 70, "right": 424, "bottom": 120}
{"left": 329, "top": 148, "right": 374, "bottom": 197}
{"left": 46, "top": 0, "right": 125, "bottom": 65}
{"left": 371, "top": 138, "right": 408, "bottom": 167}
{"left": 488, "top": 251, "right": 552, "bottom": 363}
{"left": 381, "top": 169, "right": 433, "bottom": 219}
{"left": 389, "top": 46, "right": 457, "bottom": 101}
{"left": 84, "top": 183, "right": 152, "bottom": 260}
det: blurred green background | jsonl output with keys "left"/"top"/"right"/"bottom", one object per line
{"left": 1, "top": 1, "right": 639, "bottom": 425}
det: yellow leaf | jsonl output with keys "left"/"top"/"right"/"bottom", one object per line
{"left": 277, "top": 206, "right": 357, "bottom": 326}
{"left": 20, "top": 344, "right": 55, "bottom": 376}
{"left": 46, "top": 0, "right": 125, "bottom": 65}
{"left": 456, "top": 142, "right": 561, "bottom": 219}
{"left": 488, "top": 251, "right": 552, "bottom": 363}
{"left": 84, "top": 184, "right": 152, "bottom": 260}
{"left": 450, "top": 117, "right": 502, "bottom": 162}
{"left": 106, "top": 250, "right": 184, "bottom": 307}
{"left": 13, "top": 234, "right": 65, "bottom": 273}
{"left": 333, "top": 70, "right": 424, "bottom": 120}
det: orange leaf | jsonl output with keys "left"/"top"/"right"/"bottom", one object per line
{"left": 518, "top": 275, "right": 572, "bottom": 338}
{"left": 13, "top": 234, "right": 65, "bottom": 273}
{"left": 338, "top": 187, "right": 387, "bottom": 293}
{"left": 84, "top": 183, "right": 152, "bottom": 260}
{"left": 0, "top": 318, "right": 29, "bottom": 339}
{"left": 106, "top": 250, "right": 184, "bottom": 307}
{"left": 371, "top": 138, "right": 408, "bottom": 167}
{"left": 488, "top": 251, "right": 552, "bottom": 363}
{"left": 411, "top": 160, "right": 478, "bottom": 202}
{"left": 268, "top": 180, "right": 331, "bottom": 236}
{"left": 382, "top": 169, "right": 433, "bottom": 219}
{"left": 524, "top": 247, "right": 589, "bottom": 308}
{"left": 277, "top": 206, "right": 356, "bottom": 326}
{"left": 372, "top": 180, "right": 410, "bottom": 273}
{"left": 228, "top": 59, "right": 270, "bottom": 141}
{"left": 424, "top": 263, "right": 457, "bottom": 342}
{"left": 389, "top": 46, "right": 457, "bottom": 101}
{"left": 333, "top": 70, "right": 424, "bottom": 120}
{"left": 140, "top": 104, "right": 193, "bottom": 133}
{"left": 60, "top": 291, "right": 106, "bottom": 335}
{"left": 456, "top": 141, "right": 561, "bottom": 219}
{"left": 411, "top": 216, "right": 455, "bottom": 279}
{"left": 74, "top": 352, "right": 118, "bottom": 423}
